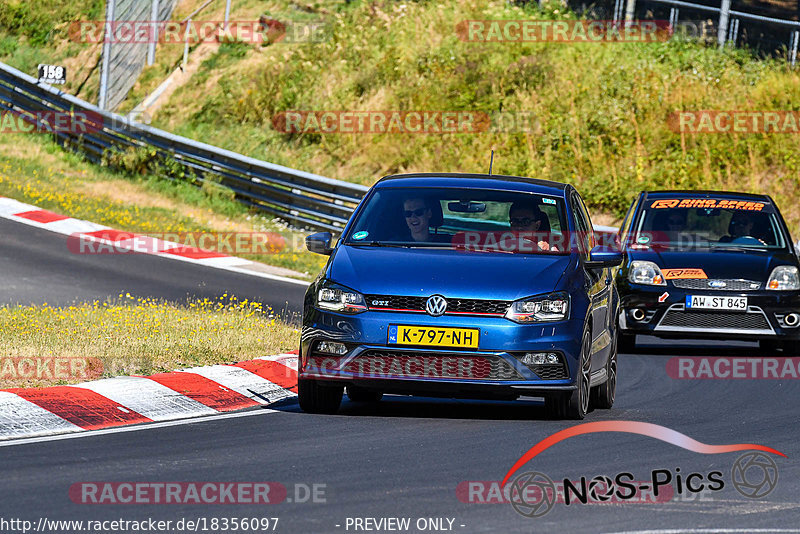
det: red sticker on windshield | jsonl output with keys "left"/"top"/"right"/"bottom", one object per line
{"left": 650, "top": 199, "right": 765, "bottom": 211}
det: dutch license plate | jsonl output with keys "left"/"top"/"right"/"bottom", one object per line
{"left": 685, "top": 295, "right": 748, "bottom": 311}
{"left": 388, "top": 325, "right": 479, "bottom": 348}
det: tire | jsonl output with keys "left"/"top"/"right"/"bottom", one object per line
{"left": 618, "top": 332, "right": 636, "bottom": 354}
{"left": 546, "top": 328, "right": 591, "bottom": 420}
{"left": 591, "top": 336, "right": 617, "bottom": 409}
{"left": 346, "top": 385, "right": 383, "bottom": 403}
{"left": 298, "top": 378, "right": 343, "bottom": 414}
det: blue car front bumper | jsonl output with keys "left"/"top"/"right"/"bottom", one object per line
{"left": 299, "top": 307, "right": 585, "bottom": 397}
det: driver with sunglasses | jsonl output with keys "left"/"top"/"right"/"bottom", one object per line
{"left": 509, "top": 200, "right": 554, "bottom": 251}
{"left": 402, "top": 198, "right": 435, "bottom": 242}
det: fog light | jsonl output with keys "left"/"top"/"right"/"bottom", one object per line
{"left": 317, "top": 341, "right": 348, "bottom": 355}
{"left": 523, "top": 352, "right": 560, "bottom": 365}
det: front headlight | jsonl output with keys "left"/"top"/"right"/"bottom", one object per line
{"left": 628, "top": 260, "right": 666, "bottom": 286}
{"left": 767, "top": 266, "right": 800, "bottom": 291}
{"left": 505, "top": 292, "right": 570, "bottom": 323}
{"left": 316, "top": 282, "right": 367, "bottom": 313}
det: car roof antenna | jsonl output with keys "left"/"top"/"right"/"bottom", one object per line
{"left": 488, "top": 150, "right": 494, "bottom": 176}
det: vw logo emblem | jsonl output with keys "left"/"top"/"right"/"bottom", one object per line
{"left": 708, "top": 280, "right": 727, "bottom": 288}
{"left": 425, "top": 295, "right": 447, "bottom": 317}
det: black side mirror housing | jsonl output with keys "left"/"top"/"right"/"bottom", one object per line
{"left": 585, "top": 245, "right": 623, "bottom": 269}
{"left": 306, "top": 232, "right": 333, "bottom": 255}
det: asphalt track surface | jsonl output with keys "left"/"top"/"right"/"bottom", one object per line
{"left": 2, "top": 216, "right": 800, "bottom": 532}
{"left": 0, "top": 217, "right": 306, "bottom": 320}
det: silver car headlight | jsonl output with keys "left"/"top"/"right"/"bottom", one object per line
{"left": 506, "top": 292, "right": 570, "bottom": 323}
{"left": 316, "top": 282, "right": 367, "bottom": 313}
{"left": 767, "top": 266, "right": 800, "bottom": 291}
{"left": 628, "top": 260, "right": 666, "bottom": 286}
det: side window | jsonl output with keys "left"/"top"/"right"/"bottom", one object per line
{"left": 618, "top": 197, "right": 639, "bottom": 246}
{"left": 570, "top": 194, "right": 591, "bottom": 254}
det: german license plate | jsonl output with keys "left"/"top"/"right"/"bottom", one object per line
{"left": 685, "top": 295, "right": 747, "bottom": 311}
{"left": 388, "top": 325, "right": 479, "bottom": 348}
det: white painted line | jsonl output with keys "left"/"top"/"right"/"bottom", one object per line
{"left": 0, "top": 392, "right": 82, "bottom": 440}
{"left": 0, "top": 198, "right": 38, "bottom": 216}
{"left": 256, "top": 353, "right": 299, "bottom": 371}
{"left": 71, "top": 376, "right": 218, "bottom": 421}
{"left": 128, "top": 236, "right": 181, "bottom": 252}
{"left": 190, "top": 255, "right": 253, "bottom": 268}
{"left": 0, "top": 201, "right": 310, "bottom": 286}
{"left": 0, "top": 408, "right": 281, "bottom": 448}
{"left": 43, "top": 218, "right": 109, "bottom": 236}
{"left": 180, "top": 365, "right": 295, "bottom": 404}
{"left": 215, "top": 263, "right": 310, "bottom": 286}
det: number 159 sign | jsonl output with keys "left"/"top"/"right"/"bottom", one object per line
{"left": 37, "top": 64, "right": 66, "bottom": 85}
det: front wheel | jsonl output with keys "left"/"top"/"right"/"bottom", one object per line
{"left": 298, "top": 379, "right": 343, "bottom": 414}
{"left": 546, "top": 328, "right": 591, "bottom": 420}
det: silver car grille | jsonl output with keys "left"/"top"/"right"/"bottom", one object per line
{"left": 671, "top": 279, "right": 761, "bottom": 291}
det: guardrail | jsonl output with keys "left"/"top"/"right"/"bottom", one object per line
{"left": 0, "top": 61, "right": 368, "bottom": 233}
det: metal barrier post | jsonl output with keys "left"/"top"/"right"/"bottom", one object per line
{"left": 147, "top": 0, "right": 159, "bottom": 65}
{"left": 224, "top": 0, "right": 232, "bottom": 30}
{"left": 98, "top": 0, "right": 116, "bottom": 109}
{"left": 625, "top": 0, "right": 636, "bottom": 23}
{"left": 183, "top": 18, "right": 191, "bottom": 68}
{"left": 791, "top": 31, "right": 799, "bottom": 67}
{"left": 718, "top": 0, "right": 731, "bottom": 48}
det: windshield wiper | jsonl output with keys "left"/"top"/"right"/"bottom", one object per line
{"left": 350, "top": 241, "right": 410, "bottom": 248}
{"left": 709, "top": 244, "right": 769, "bottom": 252}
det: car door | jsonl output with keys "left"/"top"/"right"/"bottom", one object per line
{"left": 571, "top": 192, "right": 611, "bottom": 371}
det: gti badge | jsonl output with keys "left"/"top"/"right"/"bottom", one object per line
{"left": 708, "top": 280, "right": 727, "bottom": 288}
{"left": 425, "top": 295, "right": 447, "bottom": 317}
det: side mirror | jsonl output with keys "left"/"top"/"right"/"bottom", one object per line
{"left": 795, "top": 240, "right": 800, "bottom": 258}
{"left": 306, "top": 232, "right": 333, "bottom": 255}
{"left": 585, "top": 245, "right": 623, "bottom": 269}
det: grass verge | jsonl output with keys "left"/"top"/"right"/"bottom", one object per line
{"left": 152, "top": 0, "right": 800, "bottom": 232}
{"left": 0, "top": 133, "right": 327, "bottom": 278}
{"left": 0, "top": 294, "right": 299, "bottom": 389}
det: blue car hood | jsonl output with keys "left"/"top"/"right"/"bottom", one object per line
{"left": 329, "top": 245, "right": 574, "bottom": 301}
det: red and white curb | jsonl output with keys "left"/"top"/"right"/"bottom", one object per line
{"left": 0, "top": 353, "right": 298, "bottom": 442}
{"left": 0, "top": 196, "right": 308, "bottom": 286}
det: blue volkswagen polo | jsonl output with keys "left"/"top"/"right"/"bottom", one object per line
{"left": 299, "top": 173, "right": 622, "bottom": 419}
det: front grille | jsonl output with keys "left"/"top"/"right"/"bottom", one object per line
{"left": 671, "top": 279, "right": 761, "bottom": 291}
{"left": 659, "top": 309, "right": 770, "bottom": 331}
{"left": 528, "top": 364, "right": 569, "bottom": 380}
{"left": 365, "top": 295, "right": 510, "bottom": 316}
{"left": 342, "top": 350, "right": 522, "bottom": 380}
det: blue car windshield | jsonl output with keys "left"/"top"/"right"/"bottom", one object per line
{"left": 343, "top": 187, "right": 570, "bottom": 254}
{"left": 633, "top": 199, "right": 788, "bottom": 250}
